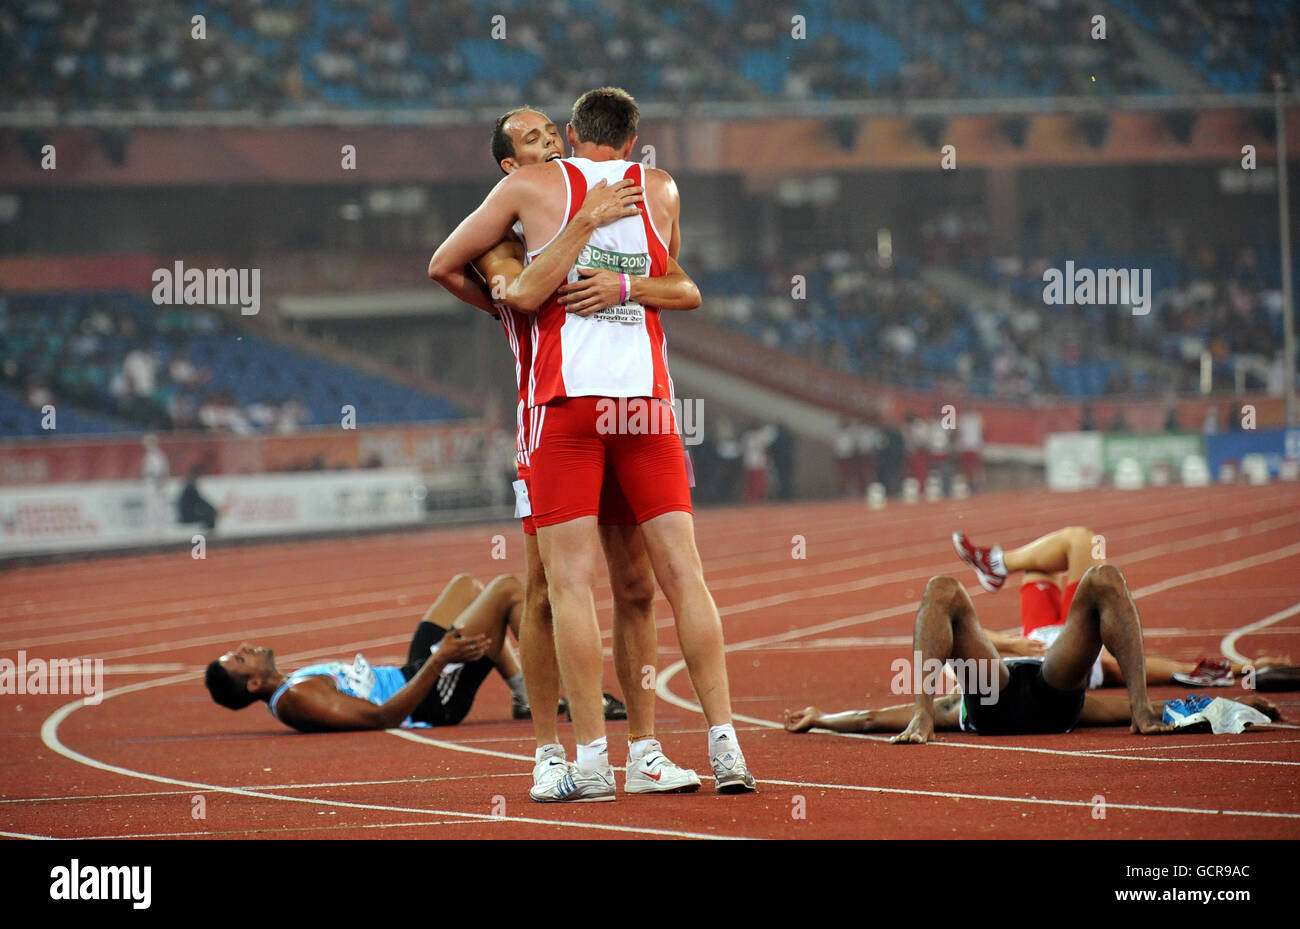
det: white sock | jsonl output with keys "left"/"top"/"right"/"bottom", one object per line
{"left": 576, "top": 737, "right": 609, "bottom": 775}
{"left": 506, "top": 671, "right": 528, "bottom": 702}
{"left": 535, "top": 743, "right": 564, "bottom": 763}
{"left": 989, "top": 545, "right": 1006, "bottom": 574}
{"left": 709, "top": 723, "right": 738, "bottom": 752}
{"left": 628, "top": 737, "right": 658, "bottom": 763}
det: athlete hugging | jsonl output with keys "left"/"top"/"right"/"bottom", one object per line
{"left": 429, "top": 87, "right": 757, "bottom": 801}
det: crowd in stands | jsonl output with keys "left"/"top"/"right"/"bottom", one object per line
{"left": 0, "top": 291, "right": 459, "bottom": 436}
{"left": 694, "top": 195, "right": 1292, "bottom": 401}
{"left": 1110, "top": 0, "right": 1299, "bottom": 93}
{"left": 7, "top": 0, "right": 1289, "bottom": 116}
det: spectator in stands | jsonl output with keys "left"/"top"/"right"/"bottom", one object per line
{"left": 276, "top": 395, "right": 309, "bottom": 434}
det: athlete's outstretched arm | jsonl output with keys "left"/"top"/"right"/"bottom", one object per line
{"left": 784, "top": 695, "right": 963, "bottom": 735}
{"left": 428, "top": 173, "right": 527, "bottom": 311}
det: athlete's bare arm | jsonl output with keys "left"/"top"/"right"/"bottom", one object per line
{"left": 470, "top": 179, "right": 644, "bottom": 314}
{"left": 784, "top": 696, "right": 964, "bottom": 735}
{"left": 559, "top": 256, "right": 701, "bottom": 317}
{"left": 988, "top": 631, "right": 1046, "bottom": 657}
{"left": 428, "top": 168, "right": 537, "bottom": 307}
{"left": 273, "top": 632, "right": 488, "bottom": 732}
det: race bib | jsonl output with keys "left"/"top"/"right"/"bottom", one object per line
{"left": 590, "top": 302, "right": 645, "bottom": 325}
{"left": 575, "top": 244, "right": 648, "bottom": 325}
{"left": 342, "top": 654, "right": 377, "bottom": 700}
{"left": 512, "top": 478, "right": 532, "bottom": 518}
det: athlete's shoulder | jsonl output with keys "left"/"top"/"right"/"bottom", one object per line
{"left": 499, "top": 161, "right": 560, "bottom": 193}
{"left": 273, "top": 676, "right": 334, "bottom": 730}
{"left": 643, "top": 166, "right": 679, "bottom": 199}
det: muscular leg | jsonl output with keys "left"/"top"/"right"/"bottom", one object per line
{"left": 418, "top": 574, "right": 484, "bottom": 630}
{"left": 406, "top": 574, "right": 484, "bottom": 663}
{"left": 537, "top": 516, "right": 607, "bottom": 746}
{"left": 636, "top": 511, "right": 732, "bottom": 728}
{"left": 600, "top": 523, "right": 658, "bottom": 741}
{"left": 892, "top": 576, "right": 1008, "bottom": 744}
{"left": 1040, "top": 564, "right": 1170, "bottom": 734}
{"left": 520, "top": 533, "right": 561, "bottom": 749}
{"left": 1003, "top": 526, "right": 1099, "bottom": 585}
{"left": 447, "top": 574, "right": 523, "bottom": 664}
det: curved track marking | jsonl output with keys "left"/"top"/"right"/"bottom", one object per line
{"left": 38, "top": 677, "right": 746, "bottom": 841}
{"left": 1221, "top": 602, "right": 1300, "bottom": 665}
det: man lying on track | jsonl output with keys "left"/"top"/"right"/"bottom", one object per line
{"left": 954, "top": 525, "right": 1288, "bottom": 687}
{"left": 783, "top": 565, "right": 1282, "bottom": 742}
{"left": 205, "top": 573, "right": 529, "bottom": 732}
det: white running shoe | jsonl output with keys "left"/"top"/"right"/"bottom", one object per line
{"left": 710, "top": 739, "right": 758, "bottom": 794}
{"left": 624, "top": 741, "right": 702, "bottom": 794}
{"left": 530, "top": 763, "right": 616, "bottom": 803}
{"left": 530, "top": 746, "right": 571, "bottom": 796}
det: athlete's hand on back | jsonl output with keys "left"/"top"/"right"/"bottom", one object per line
{"left": 577, "top": 178, "right": 643, "bottom": 227}
{"left": 558, "top": 267, "right": 623, "bottom": 317}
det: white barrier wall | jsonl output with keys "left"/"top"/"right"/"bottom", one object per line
{"left": 1044, "top": 432, "right": 1104, "bottom": 491}
{"left": 0, "top": 469, "right": 425, "bottom": 555}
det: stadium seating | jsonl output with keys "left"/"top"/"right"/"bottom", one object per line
{"left": 13, "top": 0, "right": 1294, "bottom": 114}
{"left": 0, "top": 293, "right": 464, "bottom": 436}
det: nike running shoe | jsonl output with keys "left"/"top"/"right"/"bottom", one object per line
{"left": 624, "top": 741, "right": 702, "bottom": 794}
{"left": 952, "top": 531, "right": 1007, "bottom": 592}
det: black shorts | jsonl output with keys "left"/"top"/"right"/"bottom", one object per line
{"left": 400, "top": 622, "right": 495, "bottom": 726}
{"left": 960, "top": 659, "right": 1086, "bottom": 735}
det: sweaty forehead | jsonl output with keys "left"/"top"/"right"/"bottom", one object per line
{"left": 509, "top": 111, "right": 554, "bottom": 140}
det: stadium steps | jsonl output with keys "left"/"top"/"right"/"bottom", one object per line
{"left": 1101, "top": 1, "right": 1211, "bottom": 94}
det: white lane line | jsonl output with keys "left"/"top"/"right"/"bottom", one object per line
{"left": 388, "top": 723, "right": 1300, "bottom": 819}
{"left": 38, "top": 678, "right": 748, "bottom": 841}
{"left": 1129, "top": 542, "right": 1300, "bottom": 600}
{"left": 6, "top": 820, "right": 516, "bottom": 841}
{"left": 1077, "top": 738, "right": 1300, "bottom": 753}
{"left": 1221, "top": 602, "right": 1300, "bottom": 666}
{"left": 752, "top": 777, "right": 1300, "bottom": 819}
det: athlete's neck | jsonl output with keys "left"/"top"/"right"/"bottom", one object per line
{"left": 571, "top": 143, "right": 628, "bottom": 162}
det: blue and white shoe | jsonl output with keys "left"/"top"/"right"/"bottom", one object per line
{"left": 710, "top": 738, "right": 757, "bottom": 794}
{"left": 530, "top": 762, "right": 616, "bottom": 803}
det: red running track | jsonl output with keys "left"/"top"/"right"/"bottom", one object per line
{"left": 2, "top": 484, "right": 1299, "bottom": 839}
